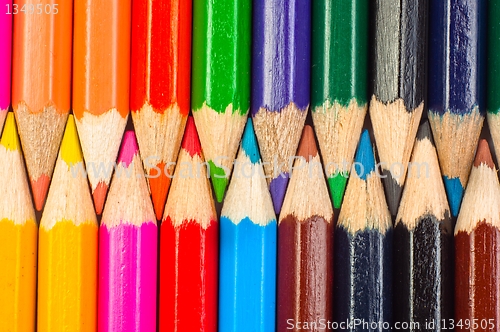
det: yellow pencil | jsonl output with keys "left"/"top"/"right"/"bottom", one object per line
{"left": 37, "top": 115, "right": 98, "bottom": 332}
{"left": 0, "top": 112, "right": 37, "bottom": 332}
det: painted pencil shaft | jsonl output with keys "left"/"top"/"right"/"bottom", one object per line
{"left": 487, "top": 0, "right": 500, "bottom": 163}
{"left": 160, "top": 117, "right": 218, "bottom": 332}
{"left": 98, "top": 132, "right": 157, "bottom": 332}
{"left": 311, "top": 0, "right": 368, "bottom": 209}
{"left": 393, "top": 122, "right": 453, "bottom": 329}
{"left": 219, "top": 119, "right": 277, "bottom": 332}
{"left": 252, "top": 0, "right": 310, "bottom": 214}
{"left": 455, "top": 140, "right": 500, "bottom": 330}
{"left": 335, "top": 131, "right": 393, "bottom": 330}
{"left": 37, "top": 116, "right": 98, "bottom": 332}
{"left": 277, "top": 126, "right": 334, "bottom": 332}
{"left": 0, "top": 0, "right": 12, "bottom": 132}
{"left": 0, "top": 113, "right": 37, "bottom": 332}
{"left": 73, "top": 0, "right": 131, "bottom": 214}
{"left": 191, "top": 0, "right": 251, "bottom": 202}
{"left": 428, "top": 0, "right": 485, "bottom": 217}
{"left": 130, "top": 0, "right": 191, "bottom": 219}
{"left": 371, "top": 0, "right": 427, "bottom": 217}
{"left": 12, "top": 0, "right": 72, "bottom": 210}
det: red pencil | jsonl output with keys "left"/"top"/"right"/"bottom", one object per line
{"left": 160, "top": 117, "right": 218, "bottom": 331}
{"left": 130, "top": 0, "right": 191, "bottom": 220}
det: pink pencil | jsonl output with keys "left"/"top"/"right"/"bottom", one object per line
{"left": 0, "top": 0, "right": 12, "bottom": 132}
{"left": 98, "top": 131, "right": 157, "bottom": 332}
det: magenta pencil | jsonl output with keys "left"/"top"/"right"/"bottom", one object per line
{"left": 0, "top": 0, "right": 12, "bottom": 132}
{"left": 98, "top": 131, "right": 157, "bottom": 332}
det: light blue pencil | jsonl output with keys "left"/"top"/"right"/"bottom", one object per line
{"left": 219, "top": 118, "right": 277, "bottom": 332}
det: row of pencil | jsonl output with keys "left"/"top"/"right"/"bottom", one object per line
{"left": 1, "top": 0, "right": 500, "bottom": 331}
{"left": 2, "top": 111, "right": 499, "bottom": 331}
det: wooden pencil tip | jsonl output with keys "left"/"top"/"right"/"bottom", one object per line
{"left": 1, "top": 112, "right": 20, "bottom": 151}
{"left": 182, "top": 116, "right": 202, "bottom": 157}
{"left": 296, "top": 125, "right": 318, "bottom": 161}
{"left": 354, "top": 130, "right": 375, "bottom": 180}
{"left": 93, "top": 182, "right": 108, "bottom": 215}
{"left": 32, "top": 174, "right": 50, "bottom": 211}
{"left": 474, "top": 139, "right": 495, "bottom": 169}
{"left": 149, "top": 164, "right": 171, "bottom": 220}
{"left": 118, "top": 131, "right": 139, "bottom": 167}
{"left": 241, "top": 118, "right": 260, "bottom": 163}
{"left": 416, "top": 120, "right": 434, "bottom": 146}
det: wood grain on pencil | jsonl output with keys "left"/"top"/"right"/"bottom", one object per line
{"left": 160, "top": 117, "right": 218, "bottom": 332}
{"left": 12, "top": 0, "right": 73, "bottom": 210}
{"left": 191, "top": 0, "right": 251, "bottom": 202}
{"left": 371, "top": 0, "right": 428, "bottom": 217}
{"left": 277, "top": 125, "right": 334, "bottom": 332}
{"left": 131, "top": 0, "right": 191, "bottom": 219}
{"left": 394, "top": 122, "right": 453, "bottom": 329}
{"left": 73, "top": 0, "right": 131, "bottom": 214}
{"left": 428, "top": 0, "right": 485, "bottom": 217}
{"left": 0, "top": 113, "right": 37, "bottom": 332}
{"left": 0, "top": 0, "right": 12, "bottom": 132}
{"left": 311, "top": 0, "right": 368, "bottom": 209}
{"left": 38, "top": 115, "right": 98, "bottom": 332}
{"left": 252, "top": 0, "right": 310, "bottom": 214}
{"left": 99, "top": 131, "right": 157, "bottom": 332}
{"left": 455, "top": 140, "right": 500, "bottom": 331}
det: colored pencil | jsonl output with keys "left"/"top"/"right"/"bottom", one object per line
{"left": 73, "top": 0, "right": 131, "bottom": 214}
{"left": 428, "top": 0, "right": 485, "bottom": 217}
{"left": 311, "top": 0, "right": 368, "bottom": 209}
{"left": 394, "top": 121, "right": 453, "bottom": 329}
{"left": 455, "top": 139, "right": 500, "bottom": 330}
{"left": 277, "top": 125, "right": 334, "bottom": 331}
{"left": 219, "top": 118, "right": 277, "bottom": 332}
{"left": 252, "top": 0, "right": 310, "bottom": 214}
{"left": 0, "top": 0, "right": 12, "bottom": 133}
{"left": 370, "top": 0, "right": 428, "bottom": 217}
{"left": 99, "top": 131, "right": 157, "bottom": 332}
{"left": 160, "top": 117, "right": 218, "bottom": 332}
{"left": 487, "top": 0, "right": 500, "bottom": 163}
{"left": 335, "top": 130, "right": 393, "bottom": 327}
{"left": 0, "top": 112, "right": 37, "bottom": 332}
{"left": 130, "top": 0, "right": 191, "bottom": 220}
{"left": 12, "top": 0, "right": 73, "bottom": 210}
{"left": 191, "top": 0, "right": 251, "bottom": 203}
{"left": 37, "top": 115, "right": 98, "bottom": 332}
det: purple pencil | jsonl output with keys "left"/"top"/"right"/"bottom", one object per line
{"left": 251, "top": 0, "right": 311, "bottom": 214}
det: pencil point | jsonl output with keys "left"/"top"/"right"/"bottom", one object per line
{"left": 32, "top": 174, "right": 50, "bottom": 211}
{"left": 60, "top": 115, "right": 83, "bottom": 165}
{"left": 149, "top": 163, "right": 171, "bottom": 221}
{"left": 382, "top": 173, "right": 403, "bottom": 216}
{"left": 416, "top": 120, "right": 434, "bottom": 144}
{"left": 241, "top": 119, "right": 260, "bottom": 163}
{"left": 118, "top": 131, "right": 139, "bottom": 166}
{"left": 296, "top": 125, "right": 318, "bottom": 160}
{"left": 1, "top": 113, "right": 20, "bottom": 151}
{"left": 211, "top": 169, "right": 228, "bottom": 203}
{"left": 270, "top": 174, "right": 289, "bottom": 214}
{"left": 443, "top": 177, "right": 464, "bottom": 217}
{"left": 93, "top": 182, "right": 108, "bottom": 215}
{"left": 474, "top": 139, "right": 494, "bottom": 169}
{"left": 182, "top": 117, "right": 202, "bottom": 157}
{"left": 354, "top": 130, "right": 375, "bottom": 180}
{"left": 328, "top": 173, "right": 348, "bottom": 209}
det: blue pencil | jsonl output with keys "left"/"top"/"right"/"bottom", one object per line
{"left": 251, "top": 0, "right": 310, "bottom": 214}
{"left": 428, "top": 0, "right": 486, "bottom": 217}
{"left": 219, "top": 118, "right": 277, "bottom": 332}
{"left": 335, "top": 130, "right": 393, "bottom": 328}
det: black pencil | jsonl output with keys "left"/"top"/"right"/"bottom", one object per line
{"left": 393, "top": 121, "right": 454, "bottom": 330}
{"left": 370, "top": 0, "right": 428, "bottom": 217}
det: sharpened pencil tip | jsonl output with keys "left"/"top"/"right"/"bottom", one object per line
{"left": 296, "top": 125, "right": 318, "bottom": 160}
{"left": 60, "top": 115, "right": 84, "bottom": 165}
{"left": 354, "top": 130, "right": 375, "bottom": 180}
{"left": 1, "top": 112, "right": 20, "bottom": 151}
{"left": 443, "top": 176, "right": 464, "bottom": 217}
{"left": 474, "top": 139, "right": 495, "bottom": 169}
{"left": 93, "top": 182, "right": 108, "bottom": 215}
{"left": 270, "top": 174, "right": 289, "bottom": 214}
{"left": 182, "top": 117, "right": 202, "bottom": 157}
{"left": 328, "top": 173, "right": 348, "bottom": 209}
{"left": 118, "top": 131, "right": 139, "bottom": 167}
{"left": 241, "top": 119, "right": 260, "bottom": 163}
{"left": 32, "top": 174, "right": 50, "bottom": 211}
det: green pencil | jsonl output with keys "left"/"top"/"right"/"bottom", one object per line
{"left": 311, "top": 0, "right": 368, "bottom": 209}
{"left": 192, "top": 0, "right": 251, "bottom": 202}
{"left": 488, "top": 0, "right": 500, "bottom": 162}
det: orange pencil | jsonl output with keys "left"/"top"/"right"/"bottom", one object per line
{"left": 0, "top": 113, "right": 37, "bottom": 331}
{"left": 12, "top": 0, "right": 73, "bottom": 210}
{"left": 130, "top": 0, "right": 191, "bottom": 220}
{"left": 73, "top": 0, "right": 131, "bottom": 214}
